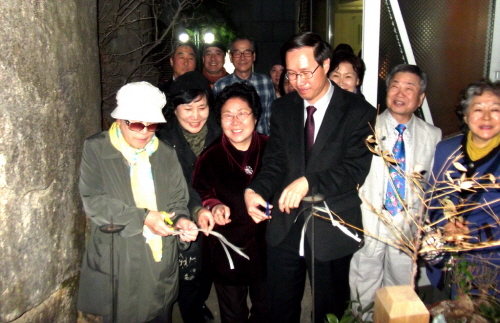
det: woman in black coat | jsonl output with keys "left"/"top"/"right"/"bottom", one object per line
{"left": 156, "top": 71, "right": 220, "bottom": 323}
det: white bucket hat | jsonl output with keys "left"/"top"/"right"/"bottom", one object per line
{"left": 111, "top": 81, "right": 167, "bottom": 123}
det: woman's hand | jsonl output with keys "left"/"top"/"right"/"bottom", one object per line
{"left": 197, "top": 208, "right": 215, "bottom": 235}
{"left": 444, "top": 220, "right": 471, "bottom": 243}
{"left": 175, "top": 218, "right": 199, "bottom": 242}
{"left": 212, "top": 204, "right": 231, "bottom": 226}
{"left": 144, "top": 210, "right": 176, "bottom": 236}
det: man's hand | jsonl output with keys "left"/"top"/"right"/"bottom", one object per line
{"left": 245, "top": 189, "right": 272, "bottom": 223}
{"left": 144, "top": 210, "right": 176, "bottom": 236}
{"left": 175, "top": 218, "right": 199, "bottom": 242}
{"left": 197, "top": 208, "right": 215, "bottom": 235}
{"left": 212, "top": 204, "right": 232, "bottom": 226}
{"left": 278, "top": 176, "right": 309, "bottom": 214}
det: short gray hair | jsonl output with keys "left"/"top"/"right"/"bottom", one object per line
{"left": 456, "top": 79, "right": 500, "bottom": 133}
{"left": 230, "top": 37, "right": 255, "bottom": 52}
{"left": 386, "top": 64, "right": 427, "bottom": 94}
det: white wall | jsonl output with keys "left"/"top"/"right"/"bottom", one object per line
{"left": 334, "top": 12, "right": 363, "bottom": 55}
{"left": 489, "top": 0, "right": 500, "bottom": 81}
{"left": 361, "top": 0, "right": 381, "bottom": 108}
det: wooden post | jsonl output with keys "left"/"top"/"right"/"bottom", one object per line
{"left": 374, "top": 285, "right": 429, "bottom": 323}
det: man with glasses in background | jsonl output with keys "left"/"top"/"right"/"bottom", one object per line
{"left": 213, "top": 37, "right": 276, "bottom": 135}
{"left": 245, "top": 32, "right": 376, "bottom": 322}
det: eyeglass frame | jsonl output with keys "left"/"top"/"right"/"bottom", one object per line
{"left": 124, "top": 120, "right": 159, "bottom": 132}
{"left": 221, "top": 111, "right": 253, "bottom": 122}
{"left": 231, "top": 50, "right": 254, "bottom": 58}
{"left": 285, "top": 64, "right": 321, "bottom": 81}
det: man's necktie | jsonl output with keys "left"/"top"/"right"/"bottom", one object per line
{"left": 305, "top": 106, "right": 317, "bottom": 164}
{"left": 385, "top": 124, "right": 406, "bottom": 216}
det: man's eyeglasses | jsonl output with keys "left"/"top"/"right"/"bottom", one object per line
{"left": 231, "top": 50, "right": 254, "bottom": 58}
{"left": 124, "top": 120, "right": 159, "bottom": 132}
{"left": 221, "top": 111, "right": 253, "bottom": 122}
{"left": 285, "top": 64, "right": 321, "bottom": 81}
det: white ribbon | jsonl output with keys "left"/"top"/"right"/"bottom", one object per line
{"left": 299, "top": 201, "right": 361, "bottom": 257}
{"left": 172, "top": 229, "right": 249, "bottom": 270}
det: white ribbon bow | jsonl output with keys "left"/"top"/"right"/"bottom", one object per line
{"left": 299, "top": 201, "right": 361, "bottom": 256}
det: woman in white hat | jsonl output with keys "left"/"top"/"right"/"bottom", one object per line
{"left": 76, "top": 81, "right": 198, "bottom": 323}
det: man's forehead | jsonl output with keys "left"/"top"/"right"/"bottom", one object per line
{"left": 205, "top": 47, "right": 224, "bottom": 54}
{"left": 175, "top": 46, "right": 195, "bottom": 56}
{"left": 391, "top": 72, "right": 420, "bottom": 87}
{"left": 232, "top": 40, "right": 252, "bottom": 50}
{"left": 286, "top": 47, "right": 315, "bottom": 62}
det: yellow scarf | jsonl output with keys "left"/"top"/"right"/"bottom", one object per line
{"left": 109, "top": 122, "right": 164, "bottom": 262}
{"left": 466, "top": 131, "right": 500, "bottom": 161}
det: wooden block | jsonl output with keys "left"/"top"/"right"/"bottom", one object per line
{"left": 373, "top": 285, "right": 429, "bottom": 323}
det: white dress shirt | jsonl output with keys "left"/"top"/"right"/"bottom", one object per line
{"left": 302, "top": 81, "right": 334, "bottom": 142}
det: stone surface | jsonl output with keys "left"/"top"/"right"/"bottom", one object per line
{"left": 13, "top": 277, "right": 78, "bottom": 323}
{"left": 0, "top": 1, "right": 100, "bottom": 322}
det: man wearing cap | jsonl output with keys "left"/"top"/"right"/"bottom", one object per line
{"left": 158, "top": 41, "right": 197, "bottom": 94}
{"left": 202, "top": 41, "right": 228, "bottom": 88}
{"left": 77, "top": 81, "right": 198, "bottom": 322}
{"left": 213, "top": 37, "right": 276, "bottom": 136}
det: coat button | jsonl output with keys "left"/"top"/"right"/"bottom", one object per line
{"left": 468, "top": 163, "right": 474, "bottom": 168}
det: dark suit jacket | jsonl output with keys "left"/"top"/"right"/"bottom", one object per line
{"left": 248, "top": 81, "right": 376, "bottom": 261}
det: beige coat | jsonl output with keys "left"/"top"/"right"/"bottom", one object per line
{"left": 359, "top": 110, "right": 442, "bottom": 256}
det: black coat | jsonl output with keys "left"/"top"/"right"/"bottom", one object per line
{"left": 248, "top": 82, "right": 376, "bottom": 261}
{"left": 193, "top": 132, "right": 268, "bottom": 285}
{"left": 157, "top": 115, "right": 222, "bottom": 216}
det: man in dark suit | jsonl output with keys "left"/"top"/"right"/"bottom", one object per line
{"left": 245, "top": 32, "right": 376, "bottom": 322}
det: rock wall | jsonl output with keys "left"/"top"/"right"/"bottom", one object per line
{"left": 0, "top": 1, "right": 100, "bottom": 322}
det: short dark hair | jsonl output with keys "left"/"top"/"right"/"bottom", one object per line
{"left": 202, "top": 41, "right": 227, "bottom": 55}
{"left": 456, "top": 79, "right": 500, "bottom": 133}
{"left": 329, "top": 50, "right": 366, "bottom": 86}
{"left": 164, "top": 89, "right": 207, "bottom": 120}
{"left": 172, "top": 41, "right": 197, "bottom": 58}
{"left": 333, "top": 43, "right": 354, "bottom": 54}
{"left": 230, "top": 37, "right": 255, "bottom": 52}
{"left": 386, "top": 64, "right": 427, "bottom": 94}
{"left": 215, "top": 82, "right": 262, "bottom": 123}
{"left": 281, "top": 32, "right": 332, "bottom": 66}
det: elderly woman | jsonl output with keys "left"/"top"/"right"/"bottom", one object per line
{"left": 156, "top": 71, "right": 219, "bottom": 323}
{"left": 77, "top": 81, "right": 198, "bottom": 323}
{"left": 328, "top": 50, "right": 365, "bottom": 94}
{"left": 427, "top": 79, "right": 500, "bottom": 299}
{"left": 193, "top": 82, "right": 268, "bottom": 323}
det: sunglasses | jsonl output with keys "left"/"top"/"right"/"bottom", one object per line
{"left": 124, "top": 120, "right": 159, "bottom": 132}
